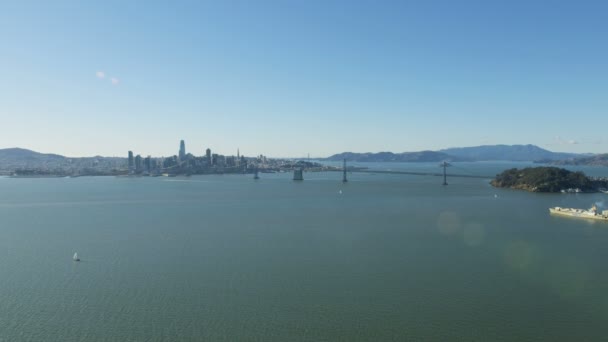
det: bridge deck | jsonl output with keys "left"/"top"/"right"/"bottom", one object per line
{"left": 350, "top": 170, "right": 492, "bottom": 179}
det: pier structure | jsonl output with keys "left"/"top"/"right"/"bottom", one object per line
{"left": 293, "top": 168, "right": 304, "bottom": 181}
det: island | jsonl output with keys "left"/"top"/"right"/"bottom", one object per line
{"left": 490, "top": 167, "right": 608, "bottom": 193}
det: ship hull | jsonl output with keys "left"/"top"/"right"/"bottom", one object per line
{"left": 549, "top": 208, "right": 608, "bottom": 221}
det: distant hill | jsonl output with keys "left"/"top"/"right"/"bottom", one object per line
{"left": 324, "top": 151, "right": 468, "bottom": 162}
{"left": 439, "top": 144, "right": 581, "bottom": 162}
{"left": 0, "top": 148, "right": 65, "bottom": 164}
{"left": 324, "top": 145, "right": 587, "bottom": 163}
{"left": 0, "top": 147, "right": 65, "bottom": 160}
{"left": 550, "top": 154, "right": 608, "bottom": 167}
{"left": 0, "top": 148, "right": 127, "bottom": 173}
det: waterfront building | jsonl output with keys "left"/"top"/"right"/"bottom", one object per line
{"left": 211, "top": 153, "right": 219, "bottom": 166}
{"left": 215, "top": 155, "right": 226, "bottom": 167}
{"left": 163, "top": 156, "right": 178, "bottom": 168}
{"left": 206, "top": 148, "right": 211, "bottom": 164}
{"left": 257, "top": 155, "right": 267, "bottom": 165}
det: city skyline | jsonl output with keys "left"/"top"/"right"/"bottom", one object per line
{"left": 1, "top": 1, "right": 607, "bottom": 157}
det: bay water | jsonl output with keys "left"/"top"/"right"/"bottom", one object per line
{"left": 1, "top": 163, "right": 608, "bottom": 341}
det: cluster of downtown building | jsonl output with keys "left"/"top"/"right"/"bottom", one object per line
{"left": 127, "top": 140, "right": 259, "bottom": 175}
{"left": 3, "top": 140, "right": 333, "bottom": 177}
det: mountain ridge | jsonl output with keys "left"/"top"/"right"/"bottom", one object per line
{"left": 325, "top": 144, "right": 590, "bottom": 162}
{"left": 324, "top": 151, "right": 470, "bottom": 162}
{"left": 439, "top": 144, "right": 580, "bottom": 161}
{"left": 0, "top": 145, "right": 598, "bottom": 165}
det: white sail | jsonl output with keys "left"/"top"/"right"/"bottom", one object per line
{"left": 73, "top": 252, "right": 79, "bottom": 261}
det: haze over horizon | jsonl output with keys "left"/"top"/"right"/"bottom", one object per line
{"left": 2, "top": 1, "right": 607, "bottom": 157}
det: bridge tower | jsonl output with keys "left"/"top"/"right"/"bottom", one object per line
{"left": 440, "top": 161, "right": 451, "bottom": 185}
{"left": 342, "top": 159, "right": 348, "bottom": 183}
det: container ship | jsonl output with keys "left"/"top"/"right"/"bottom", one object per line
{"left": 549, "top": 205, "right": 608, "bottom": 221}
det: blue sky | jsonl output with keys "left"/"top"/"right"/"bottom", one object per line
{"left": 1, "top": 0, "right": 607, "bottom": 157}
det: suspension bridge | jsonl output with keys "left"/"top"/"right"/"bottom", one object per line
{"left": 343, "top": 161, "right": 494, "bottom": 181}
{"left": 351, "top": 169, "right": 492, "bottom": 179}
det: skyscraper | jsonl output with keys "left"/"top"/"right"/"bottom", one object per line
{"left": 179, "top": 140, "right": 186, "bottom": 160}
{"left": 206, "top": 148, "right": 211, "bottom": 164}
{"left": 128, "top": 151, "right": 134, "bottom": 172}
{"left": 144, "top": 156, "right": 152, "bottom": 173}
{"left": 135, "top": 154, "right": 143, "bottom": 173}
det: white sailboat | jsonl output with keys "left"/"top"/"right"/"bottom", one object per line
{"left": 73, "top": 252, "right": 80, "bottom": 262}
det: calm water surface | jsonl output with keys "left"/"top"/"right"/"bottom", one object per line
{"left": 1, "top": 163, "right": 608, "bottom": 341}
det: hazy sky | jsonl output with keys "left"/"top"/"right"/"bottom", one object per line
{"left": 1, "top": 0, "right": 607, "bottom": 157}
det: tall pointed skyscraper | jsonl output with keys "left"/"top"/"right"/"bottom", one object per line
{"left": 179, "top": 140, "right": 186, "bottom": 160}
